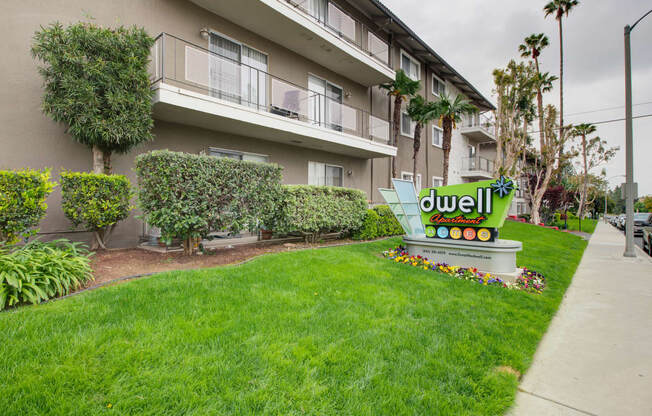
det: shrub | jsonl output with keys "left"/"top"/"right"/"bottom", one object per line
{"left": 352, "top": 205, "right": 404, "bottom": 240}
{"left": 136, "top": 150, "right": 283, "bottom": 255}
{"left": 61, "top": 172, "right": 132, "bottom": 250}
{"left": 274, "top": 185, "right": 367, "bottom": 242}
{"left": 0, "top": 169, "right": 55, "bottom": 245}
{"left": 0, "top": 239, "right": 93, "bottom": 310}
{"left": 352, "top": 209, "right": 380, "bottom": 240}
{"left": 374, "top": 205, "right": 404, "bottom": 236}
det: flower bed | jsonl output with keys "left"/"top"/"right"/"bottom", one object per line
{"left": 383, "top": 246, "right": 546, "bottom": 293}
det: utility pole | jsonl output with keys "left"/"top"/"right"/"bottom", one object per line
{"left": 623, "top": 9, "right": 652, "bottom": 257}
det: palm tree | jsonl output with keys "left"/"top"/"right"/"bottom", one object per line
{"left": 544, "top": 0, "right": 579, "bottom": 176}
{"left": 519, "top": 33, "right": 552, "bottom": 145}
{"left": 572, "top": 122, "right": 596, "bottom": 219}
{"left": 406, "top": 95, "right": 438, "bottom": 186}
{"left": 380, "top": 70, "right": 421, "bottom": 179}
{"left": 434, "top": 94, "right": 477, "bottom": 186}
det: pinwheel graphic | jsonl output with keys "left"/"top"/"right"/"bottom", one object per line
{"left": 490, "top": 176, "right": 514, "bottom": 198}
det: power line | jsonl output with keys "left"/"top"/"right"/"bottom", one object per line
{"left": 565, "top": 100, "right": 652, "bottom": 117}
{"left": 527, "top": 113, "right": 652, "bottom": 134}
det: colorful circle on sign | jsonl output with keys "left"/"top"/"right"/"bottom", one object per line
{"left": 425, "top": 226, "right": 436, "bottom": 238}
{"left": 477, "top": 228, "right": 491, "bottom": 242}
{"left": 449, "top": 227, "right": 462, "bottom": 240}
{"left": 463, "top": 228, "right": 476, "bottom": 240}
{"left": 436, "top": 226, "right": 449, "bottom": 239}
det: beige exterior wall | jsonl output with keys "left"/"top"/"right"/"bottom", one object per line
{"left": 0, "top": 0, "right": 494, "bottom": 247}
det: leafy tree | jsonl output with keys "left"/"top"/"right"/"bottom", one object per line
{"left": 544, "top": 0, "right": 580, "bottom": 179}
{"left": 406, "top": 95, "right": 438, "bottom": 185}
{"left": 519, "top": 33, "right": 557, "bottom": 148}
{"left": 380, "top": 70, "right": 421, "bottom": 179}
{"left": 571, "top": 123, "right": 618, "bottom": 219}
{"left": 434, "top": 94, "right": 477, "bottom": 186}
{"left": 31, "top": 22, "right": 155, "bottom": 174}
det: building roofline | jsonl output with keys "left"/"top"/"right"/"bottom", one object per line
{"left": 366, "top": 0, "right": 496, "bottom": 111}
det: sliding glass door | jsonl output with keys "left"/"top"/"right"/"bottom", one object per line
{"left": 209, "top": 32, "right": 267, "bottom": 108}
{"left": 308, "top": 75, "right": 342, "bottom": 131}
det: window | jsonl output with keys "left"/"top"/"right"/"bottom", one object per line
{"left": 432, "top": 74, "right": 446, "bottom": 97}
{"left": 309, "top": 161, "right": 343, "bottom": 186}
{"left": 432, "top": 176, "right": 443, "bottom": 187}
{"left": 401, "top": 111, "right": 415, "bottom": 138}
{"left": 308, "top": 74, "right": 343, "bottom": 131}
{"left": 208, "top": 147, "right": 269, "bottom": 163}
{"left": 400, "top": 50, "right": 420, "bottom": 81}
{"left": 208, "top": 32, "right": 268, "bottom": 108}
{"left": 401, "top": 172, "right": 421, "bottom": 190}
{"left": 432, "top": 125, "right": 442, "bottom": 147}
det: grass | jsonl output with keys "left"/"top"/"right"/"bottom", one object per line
{"left": 0, "top": 221, "right": 587, "bottom": 415}
{"left": 553, "top": 218, "right": 598, "bottom": 234}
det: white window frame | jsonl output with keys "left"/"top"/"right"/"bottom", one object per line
{"left": 207, "top": 147, "right": 269, "bottom": 162}
{"left": 432, "top": 176, "right": 443, "bottom": 187}
{"left": 400, "top": 49, "right": 421, "bottom": 81}
{"left": 432, "top": 124, "right": 443, "bottom": 147}
{"left": 432, "top": 73, "right": 445, "bottom": 97}
{"left": 401, "top": 171, "right": 420, "bottom": 190}
{"left": 401, "top": 111, "right": 415, "bottom": 138}
{"left": 416, "top": 173, "right": 422, "bottom": 190}
{"left": 308, "top": 161, "right": 343, "bottom": 187}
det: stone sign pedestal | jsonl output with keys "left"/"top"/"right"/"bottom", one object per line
{"left": 403, "top": 236, "right": 523, "bottom": 282}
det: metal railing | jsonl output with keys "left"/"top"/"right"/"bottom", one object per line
{"left": 462, "top": 113, "right": 495, "bottom": 137}
{"left": 281, "top": 0, "right": 390, "bottom": 66}
{"left": 462, "top": 156, "right": 495, "bottom": 173}
{"left": 149, "top": 33, "right": 392, "bottom": 144}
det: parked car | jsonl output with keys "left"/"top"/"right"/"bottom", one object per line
{"left": 617, "top": 214, "right": 626, "bottom": 230}
{"left": 634, "top": 212, "right": 652, "bottom": 236}
{"left": 642, "top": 226, "right": 652, "bottom": 255}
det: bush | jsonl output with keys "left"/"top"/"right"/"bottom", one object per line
{"left": 274, "top": 185, "right": 367, "bottom": 241}
{"left": 352, "top": 205, "right": 404, "bottom": 240}
{"left": 0, "top": 239, "right": 93, "bottom": 310}
{"left": 352, "top": 209, "right": 380, "bottom": 240}
{"left": 136, "top": 150, "right": 283, "bottom": 255}
{"left": 0, "top": 169, "right": 55, "bottom": 245}
{"left": 61, "top": 172, "right": 132, "bottom": 249}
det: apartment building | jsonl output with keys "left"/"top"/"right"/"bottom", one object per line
{"left": 1, "top": 0, "right": 496, "bottom": 247}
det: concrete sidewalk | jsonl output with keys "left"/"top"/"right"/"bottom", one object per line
{"left": 509, "top": 222, "right": 652, "bottom": 416}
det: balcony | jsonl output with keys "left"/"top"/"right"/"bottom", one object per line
{"left": 188, "top": 0, "right": 394, "bottom": 86}
{"left": 149, "top": 33, "right": 395, "bottom": 159}
{"left": 460, "top": 156, "right": 495, "bottom": 180}
{"left": 460, "top": 114, "right": 495, "bottom": 142}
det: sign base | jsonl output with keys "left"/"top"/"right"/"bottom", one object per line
{"left": 403, "top": 235, "right": 523, "bottom": 282}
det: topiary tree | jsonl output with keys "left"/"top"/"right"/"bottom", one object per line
{"left": 31, "top": 22, "right": 155, "bottom": 174}
{"left": 60, "top": 172, "right": 132, "bottom": 250}
{"left": 0, "top": 169, "right": 55, "bottom": 245}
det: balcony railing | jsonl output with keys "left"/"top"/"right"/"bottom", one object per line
{"left": 282, "top": 0, "right": 390, "bottom": 66}
{"left": 149, "top": 33, "right": 392, "bottom": 144}
{"left": 462, "top": 113, "right": 495, "bottom": 137}
{"left": 462, "top": 156, "right": 495, "bottom": 174}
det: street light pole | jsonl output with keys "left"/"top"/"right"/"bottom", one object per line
{"left": 623, "top": 9, "right": 652, "bottom": 257}
{"left": 624, "top": 24, "right": 635, "bottom": 257}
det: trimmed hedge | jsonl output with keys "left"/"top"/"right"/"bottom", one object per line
{"left": 136, "top": 150, "right": 283, "bottom": 254}
{"left": 0, "top": 239, "right": 93, "bottom": 310}
{"left": 61, "top": 172, "right": 132, "bottom": 249}
{"left": 0, "top": 169, "right": 55, "bottom": 244}
{"left": 272, "top": 185, "right": 367, "bottom": 241}
{"left": 352, "top": 205, "right": 404, "bottom": 240}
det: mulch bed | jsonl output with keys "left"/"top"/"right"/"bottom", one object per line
{"left": 88, "top": 238, "right": 362, "bottom": 289}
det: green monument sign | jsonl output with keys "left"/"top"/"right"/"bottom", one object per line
{"left": 418, "top": 176, "right": 516, "bottom": 242}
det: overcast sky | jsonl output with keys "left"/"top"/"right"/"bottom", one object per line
{"left": 381, "top": 0, "right": 652, "bottom": 196}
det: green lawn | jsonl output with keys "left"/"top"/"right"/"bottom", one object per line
{"left": 0, "top": 221, "right": 587, "bottom": 415}
{"left": 553, "top": 218, "right": 598, "bottom": 234}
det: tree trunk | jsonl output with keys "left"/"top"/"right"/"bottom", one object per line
{"left": 578, "top": 133, "right": 588, "bottom": 218}
{"left": 103, "top": 151, "right": 112, "bottom": 175}
{"left": 556, "top": 18, "right": 565, "bottom": 181}
{"left": 391, "top": 95, "right": 403, "bottom": 180}
{"left": 530, "top": 164, "right": 554, "bottom": 225}
{"left": 92, "top": 147, "right": 104, "bottom": 174}
{"left": 442, "top": 118, "right": 452, "bottom": 186}
{"left": 183, "top": 236, "right": 197, "bottom": 256}
{"left": 412, "top": 122, "right": 422, "bottom": 185}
